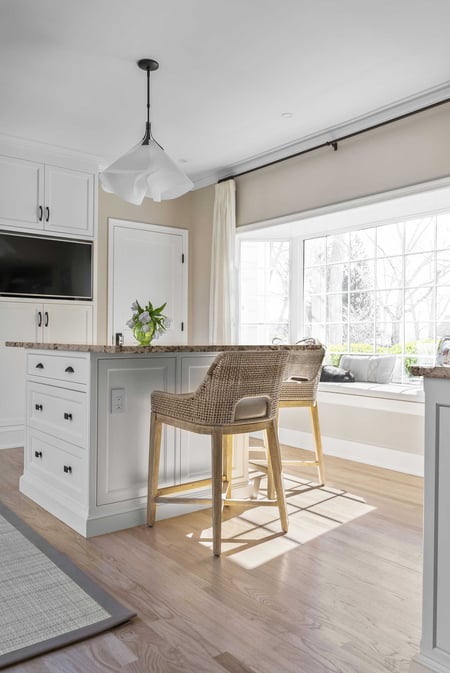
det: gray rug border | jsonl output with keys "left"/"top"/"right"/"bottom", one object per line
{"left": 0, "top": 501, "right": 136, "bottom": 669}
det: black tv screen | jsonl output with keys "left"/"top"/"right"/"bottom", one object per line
{"left": 0, "top": 232, "right": 93, "bottom": 300}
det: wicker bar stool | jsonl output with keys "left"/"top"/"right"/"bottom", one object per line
{"left": 250, "top": 345, "right": 326, "bottom": 495}
{"left": 147, "top": 349, "right": 289, "bottom": 556}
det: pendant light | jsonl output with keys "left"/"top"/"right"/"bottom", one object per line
{"left": 99, "top": 59, "right": 193, "bottom": 205}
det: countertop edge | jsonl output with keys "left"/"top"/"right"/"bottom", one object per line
{"left": 410, "top": 365, "right": 450, "bottom": 379}
{"left": 5, "top": 342, "right": 324, "bottom": 354}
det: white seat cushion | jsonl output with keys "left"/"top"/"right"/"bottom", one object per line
{"left": 340, "top": 355, "right": 396, "bottom": 384}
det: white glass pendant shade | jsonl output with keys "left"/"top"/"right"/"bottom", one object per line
{"left": 99, "top": 58, "right": 193, "bottom": 205}
{"left": 100, "top": 137, "right": 193, "bottom": 205}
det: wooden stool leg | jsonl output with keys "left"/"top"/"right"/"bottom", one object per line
{"left": 265, "top": 410, "right": 278, "bottom": 500}
{"left": 223, "top": 434, "right": 233, "bottom": 498}
{"left": 265, "top": 420, "right": 288, "bottom": 533}
{"left": 212, "top": 428, "right": 224, "bottom": 556}
{"left": 310, "top": 403, "right": 325, "bottom": 485}
{"left": 147, "top": 412, "right": 162, "bottom": 527}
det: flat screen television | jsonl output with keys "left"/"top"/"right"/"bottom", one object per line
{"left": 0, "top": 231, "right": 93, "bottom": 300}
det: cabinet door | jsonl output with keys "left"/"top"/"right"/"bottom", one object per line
{"left": 108, "top": 219, "right": 188, "bottom": 345}
{"left": 96, "top": 357, "right": 176, "bottom": 505}
{"left": 0, "top": 301, "right": 40, "bottom": 447}
{"left": 43, "top": 303, "right": 93, "bottom": 344}
{"left": 44, "top": 164, "right": 94, "bottom": 237}
{"left": 0, "top": 155, "right": 44, "bottom": 231}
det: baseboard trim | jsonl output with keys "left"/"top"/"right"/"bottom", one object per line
{"left": 277, "top": 428, "right": 424, "bottom": 477}
{"left": 0, "top": 426, "right": 24, "bottom": 449}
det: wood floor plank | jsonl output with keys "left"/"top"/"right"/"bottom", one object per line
{"left": 0, "top": 447, "right": 423, "bottom": 673}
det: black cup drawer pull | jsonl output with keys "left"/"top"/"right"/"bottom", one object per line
{"left": 65, "top": 366, "right": 75, "bottom": 373}
{"left": 63, "top": 465, "right": 72, "bottom": 474}
{"left": 64, "top": 412, "right": 73, "bottom": 421}
{"left": 35, "top": 403, "right": 43, "bottom": 411}
{"left": 34, "top": 450, "right": 43, "bottom": 458}
{"left": 35, "top": 362, "right": 44, "bottom": 369}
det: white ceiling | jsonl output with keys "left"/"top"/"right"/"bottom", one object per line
{"left": 1, "top": 0, "right": 450, "bottom": 190}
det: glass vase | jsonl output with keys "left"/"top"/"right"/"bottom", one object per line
{"left": 133, "top": 324, "right": 155, "bottom": 346}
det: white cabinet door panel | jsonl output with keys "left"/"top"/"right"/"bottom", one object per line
{"left": 43, "top": 303, "right": 93, "bottom": 344}
{"left": 109, "top": 219, "right": 187, "bottom": 345}
{"left": 0, "top": 301, "right": 39, "bottom": 439}
{"left": 0, "top": 156, "right": 43, "bottom": 230}
{"left": 44, "top": 165, "right": 94, "bottom": 237}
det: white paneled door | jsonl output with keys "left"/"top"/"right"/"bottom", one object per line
{"left": 108, "top": 219, "right": 188, "bottom": 345}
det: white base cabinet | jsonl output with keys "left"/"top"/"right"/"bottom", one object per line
{"left": 19, "top": 350, "right": 249, "bottom": 537}
{"left": 0, "top": 300, "right": 93, "bottom": 448}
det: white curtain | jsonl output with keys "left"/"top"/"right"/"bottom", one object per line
{"left": 209, "top": 180, "right": 236, "bottom": 344}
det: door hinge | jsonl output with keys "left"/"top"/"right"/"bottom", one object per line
{"left": 181, "top": 322, "right": 184, "bottom": 332}
{"left": 181, "top": 253, "right": 185, "bottom": 263}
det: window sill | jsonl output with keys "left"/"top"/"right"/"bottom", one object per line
{"left": 318, "top": 381, "right": 424, "bottom": 403}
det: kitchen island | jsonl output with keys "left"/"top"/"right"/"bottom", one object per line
{"left": 410, "top": 366, "right": 450, "bottom": 673}
{"left": 7, "top": 342, "right": 319, "bottom": 537}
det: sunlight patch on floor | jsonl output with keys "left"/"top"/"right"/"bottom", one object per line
{"left": 189, "top": 475, "right": 376, "bottom": 568}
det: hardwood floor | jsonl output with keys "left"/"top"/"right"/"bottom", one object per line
{"left": 0, "top": 446, "right": 423, "bottom": 673}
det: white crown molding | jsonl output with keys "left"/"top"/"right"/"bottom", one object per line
{"left": 0, "top": 132, "right": 103, "bottom": 171}
{"left": 191, "top": 81, "right": 450, "bottom": 190}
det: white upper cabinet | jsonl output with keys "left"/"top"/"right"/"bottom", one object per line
{"left": 0, "top": 154, "right": 96, "bottom": 239}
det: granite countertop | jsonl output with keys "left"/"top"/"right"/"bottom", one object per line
{"left": 5, "top": 341, "right": 323, "bottom": 353}
{"left": 410, "top": 365, "right": 450, "bottom": 379}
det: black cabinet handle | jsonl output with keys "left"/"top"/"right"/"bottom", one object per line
{"left": 38, "top": 205, "right": 43, "bottom": 221}
{"left": 64, "top": 412, "right": 73, "bottom": 421}
{"left": 34, "top": 450, "right": 42, "bottom": 458}
{"left": 44, "top": 311, "right": 49, "bottom": 327}
{"left": 45, "top": 206, "right": 50, "bottom": 222}
{"left": 37, "top": 311, "right": 42, "bottom": 327}
{"left": 65, "top": 366, "right": 74, "bottom": 373}
{"left": 63, "top": 465, "right": 72, "bottom": 474}
{"left": 34, "top": 403, "right": 43, "bottom": 411}
{"left": 35, "top": 362, "right": 44, "bottom": 369}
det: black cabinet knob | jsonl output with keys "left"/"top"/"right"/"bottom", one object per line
{"left": 65, "top": 366, "right": 75, "bottom": 373}
{"left": 45, "top": 206, "right": 50, "bottom": 222}
{"left": 34, "top": 450, "right": 42, "bottom": 458}
{"left": 63, "top": 465, "right": 72, "bottom": 474}
{"left": 34, "top": 403, "right": 43, "bottom": 411}
{"left": 64, "top": 412, "right": 73, "bottom": 421}
{"left": 35, "top": 362, "right": 44, "bottom": 369}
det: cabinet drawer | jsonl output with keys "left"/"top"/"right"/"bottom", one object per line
{"left": 27, "top": 353, "right": 89, "bottom": 385}
{"left": 28, "top": 430, "right": 85, "bottom": 503}
{"left": 28, "top": 382, "right": 88, "bottom": 447}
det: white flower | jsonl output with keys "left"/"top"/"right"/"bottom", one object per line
{"left": 141, "top": 323, "right": 150, "bottom": 333}
{"left": 139, "top": 311, "right": 150, "bottom": 323}
{"left": 131, "top": 301, "right": 139, "bottom": 311}
{"left": 126, "top": 319, "right": 135, "bottom": 328}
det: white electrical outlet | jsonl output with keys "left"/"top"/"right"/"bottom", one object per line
{"left": 111, "top": 388, "right": 126, "bottom": 413}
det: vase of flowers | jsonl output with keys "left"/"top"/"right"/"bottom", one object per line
{"left": 127, "top": 299, "right": 168, "bottom": 346}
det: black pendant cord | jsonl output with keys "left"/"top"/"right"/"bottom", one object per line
{"left": 142, "top": 67, "right": 151, "bottom": 145}
{"left": 218, "top": 95, "right": 450, "bottom": 183}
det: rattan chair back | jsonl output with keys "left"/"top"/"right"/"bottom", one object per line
{"left": 280, "top": 346, "right": 326, "bottom": 402}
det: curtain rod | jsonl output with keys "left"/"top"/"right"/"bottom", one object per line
{"left": 218, "top": 97, "right": 450, "bottom": 183}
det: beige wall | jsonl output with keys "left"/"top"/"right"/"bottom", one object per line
{"left": 236, "top": 102, "right": 450, "bottom": 227}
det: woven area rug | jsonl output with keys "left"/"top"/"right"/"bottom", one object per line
{"left": 0, "top": 502, "right": 136, "bottom": 669}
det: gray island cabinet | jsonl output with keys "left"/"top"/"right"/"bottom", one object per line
{"left": 7, "top": 342, "right": 317, "bottom": 537}
{"left": 410, "top": 366, "right": 450, "bottom": 673}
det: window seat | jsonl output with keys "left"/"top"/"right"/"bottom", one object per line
{"left": 319, "top": 381, "right": 424, "bottom": 403}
